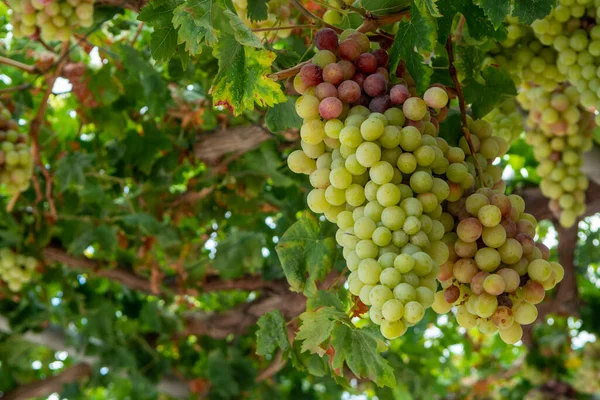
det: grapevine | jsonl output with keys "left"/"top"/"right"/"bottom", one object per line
{"left": 0, "top": 103, "right": 34, "bottom": 196}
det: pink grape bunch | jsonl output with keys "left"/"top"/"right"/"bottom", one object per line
{"left": 520, "top": 86, "right": 593, "bottom": 227}
{"left": 9, "top": 0, "right": 95, "bottom": 42}
{"left": 0, "top": 103, "right": 34, "bottom": 195}
{"left": 287, "top": 28, "right": 488, "bottom": 340}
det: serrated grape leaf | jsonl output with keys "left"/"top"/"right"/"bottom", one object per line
{"left": 172, "top": 0, "right": 219, "bottom": 56}
{"left": 137, "top": 1, "right": 179, "bottom": 63}
{"left": 388, "top": 4, "right": 436, "bottom": 95}
{"left": 463, "top": 65, "right": 517, "bottom": 118}
{"left": 247, "top": 0, "right": 269, "bottom": 22}
{"left": 210, "top": 33, "right": 286, "bottom": 115}
{"left": 55, "top": 152, "right": 94, "bottom": 192}
{"left": 479, "top": 0, "right": 510, "bottom": 28}
{"left": 456, "top": 44, "right": 487, "bottom": 84}
{"left": 330, "top": 324, "right": 396, "bottom": 388}
{"left": 224, "top": 10, "right": 263, "bottom": 48}
{"left": 512, "top": 0, "right": 557, "bottom": 24}
{"left": 256, "top": 310, "right": 290, "bottom": 356}
{"left": 306, "top": 290, "right": 346, "bottom": 312}
{"left": 214, "top": 230, "right": 266, "bottom": 279}
{"left": 265, "top": 96, "right": 302, "bottom": 133}
{"left": 295, "top": 307, "right": 348, "bottom": 355}
{"left": 415, "top": 0, "right": 442, "bottom": 17}
{"left": 437, "top": 0, "right": 506, "bottom": 43}
{"left": 275, "top": 212, "right": 337, "bottom": 294}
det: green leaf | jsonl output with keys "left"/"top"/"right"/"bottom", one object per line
{"left": 437, "top": 0, "right": 506, "bottom": 43}
{"left": 119, "top": 213, "right": 163, "bottom": 235}
{"left": 330, "top": 324, "right": 396, "bottom": 388}
{"left": 388, "top": 4, "right": 436, "bottom": 95}
{"left": 265, "top": 96, "right": 302, "bottom": 133}
{"left": 55, "top": 153, "right": 94, "bottom": 192}
{"left": 256, "top": 310, "right": 290, "bottom": 356}
{"left": 479, "top": 0, "right": 510, "bottom": 28}
{"left": 138, "top": 1, "right": 179, "bottom": 63}
{"left": 214, "top": 230, "right": 266, "bottom": 279}
{"left": 275, "top": 212, "right": 337, "bottom": 294}
{"left": 357, "top": 0, "right": 409, "bottom": 15}
{"left": 463, "top": 65, "right": 517, "bottom": 118}
{"left": 295, "top": 307, "right": 348, "bottom": 355}
{"left": 208, "top": 350, "right": 240, "bottom": 398}
{"left": 224, "top": 10, "right": 263, "bottom": 48}
{"left": 240, "top": 142, "right": 296, "bottom": 187}
{"left": 211, "top": 33, "right": 286, "bottom": 115}
{"left": 414, "top": 0, "right": 442, "bottom": 17}
{"left": 512, "top": 0, "right": 557, "bottom": 24}
{"left": 455, "top": 43, "right": 487, "bottom": 84}
{"left": 306, "top": 290, "right": 346, "bottom": 312}
{"left": 172, "top": 0, "right": 220, "bottom": 55}
{"left": 247, "top": 0, "right": 269, "bottom": 22}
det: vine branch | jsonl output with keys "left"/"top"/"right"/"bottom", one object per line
{"left": 445, "top": 35, "right": 485, "bottom": 188}
{"left": 0, "top": 56, "right": 40, "bottom": 73}
{"left": 2, "top": 364, "right": 92, "bottom": 400}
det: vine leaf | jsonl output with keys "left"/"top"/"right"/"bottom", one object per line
{"left": 247, "top": 0, "right": 269, "bottom": 22}
{"left": 275, "top": 212, "right": 337, "bottom": 295}
{"left": 479, "top": 0, "right": 510, "bottom": 28}
{"left": 214, "top": 230, "right": 266, "bottom": 279}
{"left": 224, "top": 10, "right": 263, "bottom": 48}
{"left": 389, "top": 3, "right": 437, "bottom": 95}
{"left": 295, "top": 307, "right": 348, "bottom": 355}
{"left": 172, "top": 0, "right": 219, "bottom": 55}
{"left": 414, "top": 0, "right": 442, "bottom": 17}
{"left": 512, "top": 0, "right": 557, "bottom": 24}
{"left": 256, "top": 310, "right": 290, "bottom": 356}
{"left": 463, "top": 66, "right": 517, "bottom": 118}
{"left": 137, "top": 1, "right": 179, "bottom": 63}
{"left": 437, "top": 0, "right": 506, "bottom": 43}
{"left": 265, "top": 96, "right": 302, "bottom": 133}
{"left": 330, "top": 324, "right": 396, "bottom": 388}
{"left": 210, "top": 33, "right": 286, "bottom": 115}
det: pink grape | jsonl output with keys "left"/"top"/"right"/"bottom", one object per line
{"left": 363, "top": 74, "right": 387, "bottom": 97}
{"left": 339, "top": 39, "right": 361, "bottom": 61}
{"left": 338, "top": 60, "right": 356, "bottom": 80}
{"left": 315, "top": 82, "right": 338, "bottom": 100}
{"left": 299, "top": 63, "right": 323, "bottom": 87}
{"left": 338, "top": 80, "right": 361, "bottom": 103}
{"left": 355, "top": 53, "right": 377, "bottom": 73}
{"left": 390, "top": 84, "right": 410, "bottom": 105}
{"left": 371, "top": 49, "right": 389, "bottom": 67}
{"left": 315, "top": 28, "right": 338, "bottom": 51}
{"left": 323, "top": 63, "right": 344, "bottom": 85}
{"left": 319, "top": 97, "right": 343, "bottom": 120}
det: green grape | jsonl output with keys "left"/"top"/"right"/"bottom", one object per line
{"left": 393, "top": 282, "right": 416, "bottom": 303}
{"left": 403, "top": 301, "right": 425, "bottom": 324}
{"left": 358, "top": 258, "right": 381, "bottom": 285}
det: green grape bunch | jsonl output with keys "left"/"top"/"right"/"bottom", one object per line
{"left": 232, "top": 0, "right": 295, "bottom": 40}
{"left": 0, "top": 248, "right": 38, "bottom": 292}
{"left": 9, "top": 0, "right": 95, "bottom": 42}
{"left": 0, "top": 103, "right": 34, "bottom": 195}
{"left": 483, "top": 98, "right": 525, "bottom": 146}
{"left": 520, "top": 86, "right": 593, "bottom": 227}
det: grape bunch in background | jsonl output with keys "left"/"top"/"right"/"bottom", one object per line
{"left": 532, "top": 0, "right": 600, "bottom": 123}
{"left": 519, "top": 86, "right": 593, "bottom": 227}
{"left": 9, "top": 0, "right": 95, "bottom": 42}
{"left": 0, "top": 248, "right": 37, "bottom": 292}
{"left": 0, "top": 104, "right": 34, "bottom": 195}
{"left": 482, "top": 98, "right": 524, "bottom": 147}
{"left": 233, "top": 0, "right": 295, "bottom": 40}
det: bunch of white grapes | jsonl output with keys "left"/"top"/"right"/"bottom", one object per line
{"left": 431, "top": 118, "right": 565, "bottom": 344}
{"left": 487, "top": 24, "right": 565, "bottom": 91}
{"left": 9, "top": 0, "right": 95, "bottom": 42}
{"left": 531, "top": 0, "right": 600, "bottom": 121}
{"left": 0, "top": 248, "right": 37, "bottom": 292}
{"left": 483, "top": 98, "right": 524, "bottom": 147}
{"left": 520, "top": 86, "right": 593, "bottom": 227}
{"left": 572, "top": 341, "right": 600, "bottom": 394}
{"left": 0, "top": 104, "right": 34, "bottom": 195}
{"left": 287, "top": 28, "right": 480, "bottom": 339}
{"left": 232, "top": 0, "right": 295, "bottom": 40}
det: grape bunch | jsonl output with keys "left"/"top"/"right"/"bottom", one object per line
{"left": 232, "top": 0, "right": 295, "bottom": 40}
{"left": 571, "top": 341, "right": 600, "bottom": 394}
{"left": 9, "top": 0, "right": 95, "bottom": 42}
{"left": 0, "top": 248, "right": 37, "bottom": 292}
{"left": 487, "top": 24, "right": 565, "bottom": 91}
{"left": 531, "top": 0, "right": 600, "bottom": 119}
{"left": 482, "top": 98, "right": 524, "bottom": 147}
{"left": 433, "top": 186, "right": 565, "bottom": 344}
{"left": 287, "top": 28, "right": 479, "bottom": 339}
{"left": 519, "top": 86, "right": 593, "bottom": 227}
{"left": 0, "top": 104, "right": 34, "bottom": 195}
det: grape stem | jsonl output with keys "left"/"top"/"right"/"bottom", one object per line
{"left": 251, "top": 24, "right": 318, "bottom": 32}
{"left": 29, "top": 42, "right": 70, "bottom": 223}
{"left": 445, "top": 35, "right": 486, "bottom": 188}
{"left": 131, "top": 21, "right": 145, "bottom": 45}
{"left": 0, "top": 56, "right": 41, "bottom": 74}
{"left": 332, "top": 0, "right": 368, "bottom": 16}
{"left": 356, "top": 9, "right": 410, "bottom": 33}
{"left": 268, "top": 60, "right": 310, "bottom": 81}
{"left": 289, "top": 0, "right": 344, "bottom": 33}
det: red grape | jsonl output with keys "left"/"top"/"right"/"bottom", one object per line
{"left": 390, "top": 84, "right": 410, "bottom": 105}
{"left": 338, "top": 80, "right": 361, "bottom": 103}
{"left": 376, "top": 67, "right": 389, "bottom": 81}
{"left": 353, "top": 73, "right": 366, "bottom": 89}
{"left": 315, "top": 28, "right": 339, "bottom": 52}
{"left": 337, "top": 59, "right": 356, "bottom": 80}
{"left": 319, "top": 97, "right": 343, "bottom": 120}
{"left": 339, "top": 39, "right": 361, "bottom": 61}
{"left": 354, "top": 94, "right": 371, "bottom": 107}
{"left": 299, "top": 63, "right": 323, "bottom": 87}
{"left": 363, "top": 73, "right": 387, "bottom": 97}
{"left": 323, "top": 63, "right": 343, "bottom": 85}
{"left": 369, "top": 95, "right": 391, "bottom": 113}
{"left": 315, "top": 82, "right": 338, "bottom": 100}
{"left": 347, "top": 32, "right": 370, "bottom": 53}
{"left": 355, "top": 53, "right": 377, "bottom": 74}
{"left": 371, "top": 49, "right": 389, "bottom": 67}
